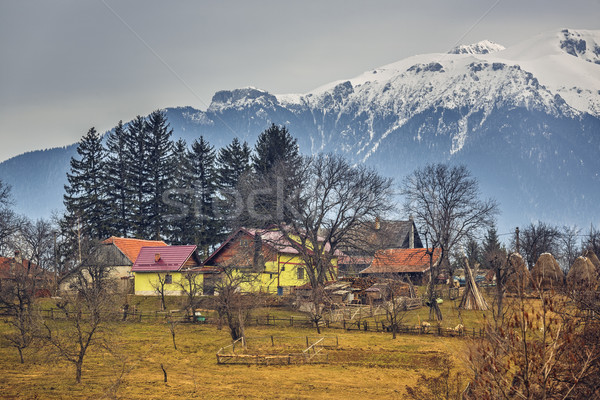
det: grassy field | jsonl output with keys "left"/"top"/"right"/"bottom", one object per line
{"left": 0, "top": 296, "right": 486, "bottom": 399}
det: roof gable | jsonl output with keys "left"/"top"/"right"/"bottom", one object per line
{"left": 131, "top": 245, "right": 199, "bottom": 272}
{"left": 103, "top": 237, "right": 168, "bottom": 264}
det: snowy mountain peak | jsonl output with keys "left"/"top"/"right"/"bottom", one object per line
{"left": 559, "top": 29, "right": 600, "bottom": 64}
{"left": 209, "top": 87, "right": 278, "bottom": 111}
{"left": 448, "top": 40, "right": 505, "bottom": 55}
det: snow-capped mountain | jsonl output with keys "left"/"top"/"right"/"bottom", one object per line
{"left": 1, "top": 28, "right": 599, "bottom": 233}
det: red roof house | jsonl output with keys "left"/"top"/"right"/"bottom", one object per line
{"left": 131, "top": 245, "right": 205, "bottom": 296}
{"left": 132, "top": 245, "right": 201, "bottom": 272}
{"left": 359, "top": 248, "right": 441, "bottom": 285}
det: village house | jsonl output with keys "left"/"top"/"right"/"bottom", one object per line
{"left": 131, "top": 245, "right": 205, "bottom": 296}
{"left": 338, "top": 217, "right": 423, "bottom": 276}
{"left": 0, "top": 251, "right": 50, "bottom": 297}
{"left": 59, "top": 236, "right": 168, "bottom": 293}
{"left": 202, "top": 227, "right": 338, "bottom": 295}
{"left": 359, "top": 248, "right": 441, "bottom": 285}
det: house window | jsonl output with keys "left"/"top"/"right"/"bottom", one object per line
{"left": 281, "top": 266, "right": 285, "bottom": 272}
{"left": 269, "top": 273, "right": 274, "bottom": 279}
{"left": 240, "top": 239, "right": 249, "bottom": 247}
{"left": 297, "top": 267, "right": 304, "bottom": 280}
{"left": 165, "top": 274, "right": 172, "bottom": 284}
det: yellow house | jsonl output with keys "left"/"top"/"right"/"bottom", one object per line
{"left": 132, "top": 245, "right": 206, "bottom": 296}
{"left": 202, "top": 227, "right": 338, "bottom": 295}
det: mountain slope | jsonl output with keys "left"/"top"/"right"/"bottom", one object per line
{"left": 1, "top": 28, "right": 599, "bottom": 233}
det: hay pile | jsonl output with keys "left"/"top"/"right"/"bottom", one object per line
{"left": 505, "top": 253, "right": 533, "bottom": 294}
{"left": 531, "top": 253, "right": 564, "bottom": 290}
{"left": 567, "top": 256, "right": 598, "bottom": 289}
{"left": 584, "top": 249, "right": 600, "bottom": 275}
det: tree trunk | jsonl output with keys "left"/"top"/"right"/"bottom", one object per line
{"left": 75, "top": 361, "right": 83, "bottom": 383}
{"left": 17, "top": 347, "right": 24, "bottom": 364}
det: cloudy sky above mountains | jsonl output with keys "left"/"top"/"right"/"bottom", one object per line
{"left": 0, "top": 0, "right": 598, "bottom": 162}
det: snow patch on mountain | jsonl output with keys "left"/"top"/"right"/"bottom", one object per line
{"left": 449, "top": 40, "right": 506, "bottom": 55}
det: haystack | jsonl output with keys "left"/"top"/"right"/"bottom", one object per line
{"left": 531, "top": 253, "right": 564, "bottom": 290}
{"left": 459, "top": 258, "right": 488, "bottom": 310}
{"left": 584, "top": 249, "right": 600, "bottom": 275}
{"left": 505, "top": 253, "right": 533, "bottom": 294}
{"left": 566, "top": 256, "right": 598, "bottom": 289}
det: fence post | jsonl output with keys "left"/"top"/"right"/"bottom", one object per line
{"left": 343, "top": 319, "right": 346, "bottom": 330}
{"left": 290, "top": 316, "right": 293, "bottom": 326}
{"left": 306, "top": 336, "right": 309, "bottom": 347}
{"left": 271, "top": 335, "right": 274, "bottom": 346}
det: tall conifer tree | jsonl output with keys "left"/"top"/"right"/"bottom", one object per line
{"left": 63, "top": 127, "right": 107, "bottom": 241}
{"left": 252, "top": 123, "right": 301, "bottom": 176}
{"left": 123, "top": 116, "right": 150, "bottom": 238}
{"left": 250, "top": 124, "right": 302, "bottom": 225}
{"left": 104, "top": 121, "right": 131, "bottom": 237}
{"left": 217, "top": 138, "right": 252, "bottom": 190}
{"left": 145, "top": 110, "right": 175, "bottom": 241}
{"left": 216, "top": 138, "right": 251, "bottom": 226}
{"left": 189, "top": 136, "right": 218, "bottom": 256}
{"left": 167, "top": 138, "right": 195, "bottom": 245}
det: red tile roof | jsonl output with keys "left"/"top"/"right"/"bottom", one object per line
{"left": 103, "top": 237, "right": 168, "bottom": 263}
{"left": 131, "top": 245, "right": 198, "bottom": 272}
{"left": 360, "top": 248, "right": 441, "bottom": 274}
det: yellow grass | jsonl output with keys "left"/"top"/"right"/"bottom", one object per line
{"left": 0, "top": 315, "right": 472, "bottom": 399}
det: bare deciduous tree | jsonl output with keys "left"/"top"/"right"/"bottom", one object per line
{"left": 176, "top": 270, "right": 203, "bottom": 319}
{"left": 43, "top": 241, "right": 117, "bottom": 383}
{"left": 212, "top": 267, "right": 260, "bottom": 341}
{"left": 150, "top": 273, "right": 170, "bottom": 311}
{"left": 402, "top": 163, "right": 498, "bottom": 321}
{"left": 267, "top": 154, "right": 395, "bottom": 333}
{"left": 0, "top": 255, "right": 43, "bottom": 363}
{"left": 514, "top": 221, "right": 561, "bottom": 269}
{"left": 559, "top": 225, "right": 580, "bottom": 272}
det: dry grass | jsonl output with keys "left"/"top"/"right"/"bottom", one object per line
{"left": 0, "top": 313, "right": 472, "bottom": 399}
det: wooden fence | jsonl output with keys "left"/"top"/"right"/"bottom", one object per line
{"left": 216, "top": 335, "right": 338, "bottom": 365}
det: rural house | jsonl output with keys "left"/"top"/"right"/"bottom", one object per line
{"left": 338, "top": 218, "right": 423, "bottom": 276}
{"left": 59, "top": 236, "right": 168, "bottom": 293}
{"left": 202, "top": 227, "right": 338, "bottom": 295}
{"left": 359, "top": 248, "right": 441, "bottom": 285}
{"left": 131, "top": 245, "right": 204, "bottom": 296}
{"left": 0, "top": 252, "right": 49, "bottom": 297}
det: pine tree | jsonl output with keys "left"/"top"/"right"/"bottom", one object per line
{"left": 216, "top": 138, "right": 251, "bottom": 226}
{"left": 63, "top": 127, "right": 107, "bottom": 241}
{"left": 123, "top": 116, "right": 150, "bottom": 238}
{"left": 167, "top": 139, "right": 195, "bottom": 245}
{"left": 250, "top": 124, "right": 303, "bottom": 226}
{"left": 217, "top": 138, "right": 251, "bottom": 190}
{"left": 188, "top": 136, "right": 219, "bottom": 256}
{"left": 252, "top": 123, "right": 301, "bottom": 176}
{"left": 145, "top": 110, "right": 175, "bottom": 241}
{"left": 104, "top": 121, "right": 131, "bottom": 237}
{"left": 482, "top": 225, "right": 505, "bottom": 270}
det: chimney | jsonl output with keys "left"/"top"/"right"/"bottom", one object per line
{"left": 409, "top": 216, "right": 415, "bottom": 249}
{"left": 155, "top": 253, "right": 161, "bottom": 262}
{"left": 14, "top": 250, "right": 22, "bottom": 264}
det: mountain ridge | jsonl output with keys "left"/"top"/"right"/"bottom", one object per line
{"left": 1, "top": 28, "right": 599, "bottom": 234}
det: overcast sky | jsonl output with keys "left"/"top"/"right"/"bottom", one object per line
{"left": 1, "top": 0, "right": 598, "bottom": 162}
